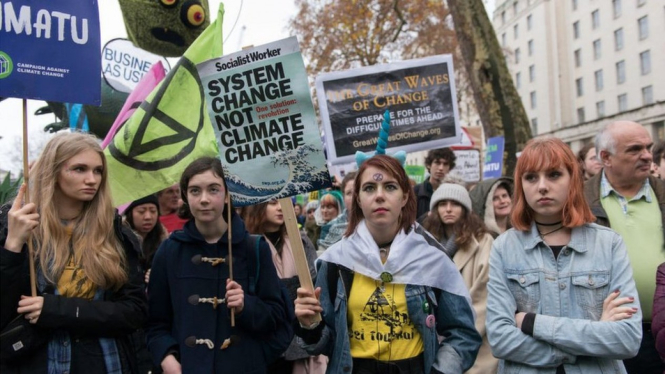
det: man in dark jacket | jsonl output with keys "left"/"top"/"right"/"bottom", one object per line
{"left": 414, "top": 148, "right": 456, "bottom": 220}
{"left": 583, "top": 120, "right": 665, "bottom": 374}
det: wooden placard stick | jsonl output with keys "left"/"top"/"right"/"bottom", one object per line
{"left": 278, "top": 198, "right": 321, "bottom": 323}
{"left": 227, "top": 198, "right": 235, "bottom": 326}
{"left": 22, "top": 99, "right": 37, "bottom": 297}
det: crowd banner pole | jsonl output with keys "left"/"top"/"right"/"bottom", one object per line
{"left": 227, "top": 198, "right": 235, "bottom": 326}
{"left": 22, "top": 99, "right": 37, "bottom": 297}
{"left": 278, "top": 198, "right": 321, "bottom": 323}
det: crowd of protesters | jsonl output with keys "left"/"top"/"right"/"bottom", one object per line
{"left": 1, "top": 119, "right": 664, "bottom": 374}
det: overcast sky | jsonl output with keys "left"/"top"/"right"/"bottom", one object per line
{"left": 0, "top": 0, "right": 297, "bottom": 175}
{"left": 0, "top": 0, "right": 496, "bottom": 176}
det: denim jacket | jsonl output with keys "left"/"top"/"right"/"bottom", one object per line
{"left": 298, "top": 261, "right": 480, "bottom": 374}
{"left": 486, "top": 223, "right": 642, "bottom": 374}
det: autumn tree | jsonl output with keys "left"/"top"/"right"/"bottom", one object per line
{"left": 447, "top": 0, "right": 531, "bottom": 175}
{"left": 289, "top": 0, "right": 459, "bottom": 75}
{"left": 288, "top": 0, "right": 482, "bottom": 123}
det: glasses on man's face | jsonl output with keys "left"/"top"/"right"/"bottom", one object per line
{"left": 307, "top": 210, "right": 315, "bottom": 214}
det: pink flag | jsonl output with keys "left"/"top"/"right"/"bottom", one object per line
{"left": 101, "top": 61, "right": 167, "bottom": 149}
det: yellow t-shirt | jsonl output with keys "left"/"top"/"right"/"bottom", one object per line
{"left": 348, "top": 272, "right": 423, "bottom": 360}
{"left": 56, "top": 224, "right": 97, "bottom": 299}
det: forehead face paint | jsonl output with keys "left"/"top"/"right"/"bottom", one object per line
{"left": 373, "top": 173, "right": 383, "bottom": 181}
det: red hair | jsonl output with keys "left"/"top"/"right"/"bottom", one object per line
{"left": 345, "top": 155, "right": 416, "bottom": 236}
{"left": 511, "top": 137, "right": 595, "bottom": 230}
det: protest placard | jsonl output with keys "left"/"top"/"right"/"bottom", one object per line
{"left": 315, "top": 55, "right": 462, "bottom": 165}
{"left": 483, "top": 136, "right": 505, "bottom": 179}
{"left": 197, "top": 36, "right": 331, "bottom": 206}
{"left": 449, "top": 149, "right": 481, "bottom": 183}
{"left": 102, "top": 38, "right": 170, "bottom": 93}
{"left": 0, "top": 0, "right": 101, "bottom": 105}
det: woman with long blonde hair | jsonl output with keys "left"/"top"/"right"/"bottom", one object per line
{"left": 1, "top": 132, "right": 147, "bottom": 373}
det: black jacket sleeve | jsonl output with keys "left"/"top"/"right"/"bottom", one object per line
{"left": 0, "top": 204, "right": 31, "bottom": 330}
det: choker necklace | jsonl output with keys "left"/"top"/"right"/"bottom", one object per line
{"left": 378, "top": 240, "right": 393, "bottom": 249}
{"left": 378, "top": 240, "right": 393, "bottom": 260}
{"left": 535, "top": 220, "right": 562, "bottom": 226}
{"left": 538, "top": 225, "right": 565, "bottom": 237}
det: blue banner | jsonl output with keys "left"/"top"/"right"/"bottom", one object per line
{"left": 0, "top": 0, "right": 101, "bottom": 105}
{"left": 483, "top": 136, "right": 505, "bottom": 179}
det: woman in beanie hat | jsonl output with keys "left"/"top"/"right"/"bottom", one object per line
{"left": 304, "top": 200, "right": 320, "bottom": 247}
{"left": 124, "top": 194, "right": 168, "bottom": 373}
{"left": 124, "top": 194, "right": 168, "bottom": 283}
{"left": 423, "top": 183, "right": 497, "bottom": 374}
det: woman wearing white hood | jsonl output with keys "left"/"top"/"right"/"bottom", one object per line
{"left": 469, "top": 177, "right": 513, "bottom": 237}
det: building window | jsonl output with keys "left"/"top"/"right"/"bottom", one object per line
{"left": 574, "top": 49, "right": 581, "bottom": 67}
{"left": 516, "top": 72, "right": 521, "bottom": 89}
{"left": 573, "top": 21, "right": 580, "bottom": 39}
{"left": 502, "top": 33, "right": 506, "bottom": 46}
{"left": 530, "top": 91, "right": 537, "bottom": 109}
{"left": 528, "top": 40, "right": 534, "bottom": 56}
{"left": 531, "top": 118, "right": 538, "bottom": 135}
{"left": 637, "top": 0, "right": 646, "bottom": 7}
{"left": 576, "top": 78, "right": 584, "bottom": 97}
{"left": 527, "top": 14, "right": 533, "bottom": 30}
{"left": 514, "top": 24, "right": 519, "bottom": 39}
{"left": 592, "top": 10, "right": 600, "bottom": 29}
{"left": 638, "top": 16, "right": 648, "bottom": 40}
{"left": 640, "top": 50, "right": 651, "bottom": 75}
{"left": 596, "top": 101, "right": 606, "bottom": 117}
{"left": 501, "top": 11, "right": 506, "bottom": 25}
{"left": 577, "top": 108, "right": 586, "bottom": 123}
{"left": 513, "top": 1, "right": 518, "bottom": 15}
{"left": 617, "top": 93, "right": 628, "bottom": 111}
{"left": 613, "top": 0, "right": 622, "bottom": 18}
{"left": 642, "top": 85, "right": 654, "bottom": 105}
{"left": 616, "top": 60, "right": 626, "bottom": 84}
{"left": 515, "top": 48, "right": 521, "bottom": 63}
{"left": 594, "top": 69, "right": 604, "bottom": 91}
{"left": 614, "top": 28, "right": 624, "bottom": 50}
{"left": 593, "top": 39, "right": 601, "bottom": 60}
{"left": 572, "top": 0, "right": 578, "bottom": 11}
{"left": 529, "top": 65, "right": 535, "bottom": 82}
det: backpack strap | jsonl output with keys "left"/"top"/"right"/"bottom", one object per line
{"left": 326, "top": 263, "right": 339, "bottom": 305}
{"left": 326, "top": 262, "right": 353, "bottom": 306}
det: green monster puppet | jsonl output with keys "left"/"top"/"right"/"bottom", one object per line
{"left": 118, "top": 0, "right": 210, "bottom": 57}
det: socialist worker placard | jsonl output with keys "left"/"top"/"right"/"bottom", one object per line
{"left": 197, "top": 37, "right": 332, "bottom": 206}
